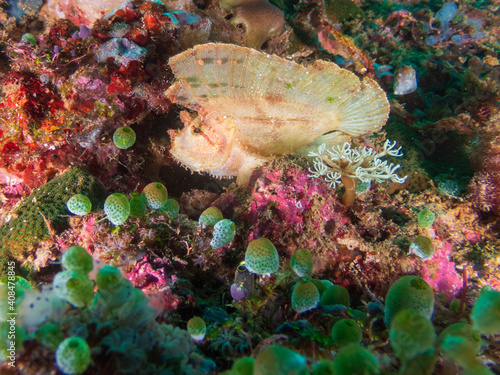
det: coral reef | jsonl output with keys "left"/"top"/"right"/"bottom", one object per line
{"left": 0, "top": 0, "right": 500, "bottom": 373}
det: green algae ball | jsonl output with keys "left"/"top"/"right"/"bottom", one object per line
{"left": 66, "top": 194, "right": 92, "bottom": 216}
{"left": 244, "top": 238, "right": 279, "bottom": 275}
{"left": 36, "top": 323, "right": 64, "bottom": 351}
{"left": 113, "top": 126, "right": 136, "bottom": 149}
{"left": 356, "top": 180, "right": 371, "bottom": 194}
{"left": 313, "top": 360, "right": 335, "bottom": 375}
{"left": 199, "top": 206, "right": 223, "bottom": 228}
{"left": 163, "top": 198, "right": 180, "bottom": 218}
{"left": 409, "top": 236, "right": 434, "bottom": 259}
{"left": 21, "top": 33, "right": 37, "bottom": 46}
{"left": 417, "top": 209, "right": 436, "bottom": 228}
{"left": 94, "top": 265, "right": 134, "bottom": 311}
{"left": 311, "top": 279, "right": 328, "bottom": 296}
{"left": 320, "top": 285, "right": 350, "bottom": 308}
{"left": 143, "top": 182, "right": 168, "bottom": 209}
{"left": 389, "top": 309, "right": 436, "bottom": 362}
{"left": 232, "top": 357, "right": 254, "bottom": 375}
{"left": 187, "top": 316, "right": 207, "bottom": 342}
{"left": 96, "top": 265, "right": 123, "bottom": 290}
{"left": 384, "top": 275, "right": 434, "bottom": 328}
{"left": 471, "top": 289, "right": 500, "bottom": 335}
{"left": 211, "top": 219, "right": 236, "bottom": 249}
{"left": 290, "top": 249, "right": 314, "bottom": 278}
{"left": 441, "top": 335, "right": 479, "bottom": 369}
{"left": 333, "top": 344, "right": 379, "bottom": 375}
{"left": 254, "top": 345, "right": 307, "bottom": 375}
{"left": 53, "top": 270, "right": 94, "bottom": 308}
{"left": 129, "top": 194, "right": 147, "bottom": 218}
{"left": 55, "top": 336, "right": 91, "bottom": 375}
{"left": 61, "top": 246, "right": 93, "bottom": 274}
{"left": 104, "top": 193, "right": 130, "bottom": 226}
{"left": 331, "top": 319, "right": 363, "bottom": 347}
{"left": 439, "top": 323, "right": 481, "bottom": 354}
{"left": 292, "top": 280, "right": 320, "bottom": 313}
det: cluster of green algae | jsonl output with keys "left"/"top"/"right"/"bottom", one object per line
{"left": 0, "top": 167, "right": 106, "bottom": 279}
{"left": 1, "top": 187, "right": 499, "bottom": 374}
{"left": 224, "top": 239, "right": 500, "bottom": 375}
{"left": 1, "top": 246, "right": 214, "bottom": 374}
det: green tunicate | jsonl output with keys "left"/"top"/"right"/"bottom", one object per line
{"left": 441, "top": 335, "right": 479, "bottom": 369}
{"left": 312, "top": 360, "right": 335, "bottom": 375}
{"left": 254, "top": 345, "right": 307, "bottom": 375}
{"left": 210, "top": 219, "right": 236, "bottom": 249}
{"left": 320, "top": 285, "right": 350, "bottom": 308}
{"left": 61, "top": 246, "right": 93, "bottom": 274}
{"left": 162, "top": 198, "right": 180, "bottom": 218}
{"left": 55, "top": 337, "right": 91, "bottom": 375}
{"left": 104, "top": 193, "right": 130, "bottom": 226}
{"left": 53, "top": 270, "right": 93, "bottom": 308}
{"left": 36, "top": 323, "right": 64, "bottom": 350}
{"left": 356, "top": 180, "right": 371, "bottom": 194}
{"left": 113, "top": 126, "right": 136, "bottom": 149}
{"left": 21, "top": 33, "right": 37, "bottom": 46}
{"left": 439, "top": 323, "right": 481, "bottom": 354}
{"left": 96, "top": 265, "right": 124, "bottom": 290}
{"left": 129, "top": 194, "right": 147, "bottom": 218}
{"left": 331, "top": 319, "right": 363, "bottom": 347}
{"left": 94, "top": 265, "right": 134, "bottom": 311}
{"left": 199, "top": 206, "right": 223, "bottom": 228}
{"left": 292, "top": 280, "right": 320, "bottom": 313}
{"left": 310, "top": 279, "right": 328, "bottom": 296}
{"left": 187, "top": 316, "right": 206, "bottom": 342}
{"left": 143, "top": 182, "right": 168, "bottom": 209}
{"left": 333, "top": 344, "right": 379, "bottom": 375}
{"left": 417, "top": 209, "right": 436, "bottom": 228}
{"left": 471, "top": 289, "right": 500, "bottom": 335}
{"left": 232, "top": 357, "right": 254, "bottom": 375}
{"left": 66, "top": 194, "right": 92, "bottom": 216}
{"left": 389, "top": 309, "right": 436, "bottom": 362}
{"left": 290, "top": 249, "right": 314, "bottom": 278}
{"left": 384, "top": 275, "right": 434, "bottom": 328}
{"left": 244, "top": 238, "right": 279, "bottom": 275}
{"left": 320, "top": 280, "right": 334, "bottom": 289}
{"left": 409, "top": 235, "right": 434, "bottom": 259}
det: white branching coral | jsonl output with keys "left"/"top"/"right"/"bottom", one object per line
{"left": 308, "top": 140, "right": 407, "bottom": 206}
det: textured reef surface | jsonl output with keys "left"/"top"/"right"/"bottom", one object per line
{"left": 0, "top": 0, "right": 499, "bottom": 374}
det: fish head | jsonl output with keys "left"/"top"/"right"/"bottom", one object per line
{"left": 168, "top": 111, "right": 236, "bottom": 173}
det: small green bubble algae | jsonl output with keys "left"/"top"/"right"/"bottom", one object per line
{"left": 417, "top": 209, "right": 436, "bottom": 228}
{"left": 409, "top": 236, "right": 434, "bottom": 259}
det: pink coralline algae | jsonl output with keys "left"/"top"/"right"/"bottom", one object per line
{"left": 127, "top": 255, "right": 168, "bottom": 290}
{"left": 245, "top": 166, "right": 349, "bottom": 245}
{"left": 419, "top": 241, "right": 462, "bottom": 298}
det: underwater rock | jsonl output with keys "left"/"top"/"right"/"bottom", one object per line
{"left": 166, "top": 43, "right": 390, "bottom": 184}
